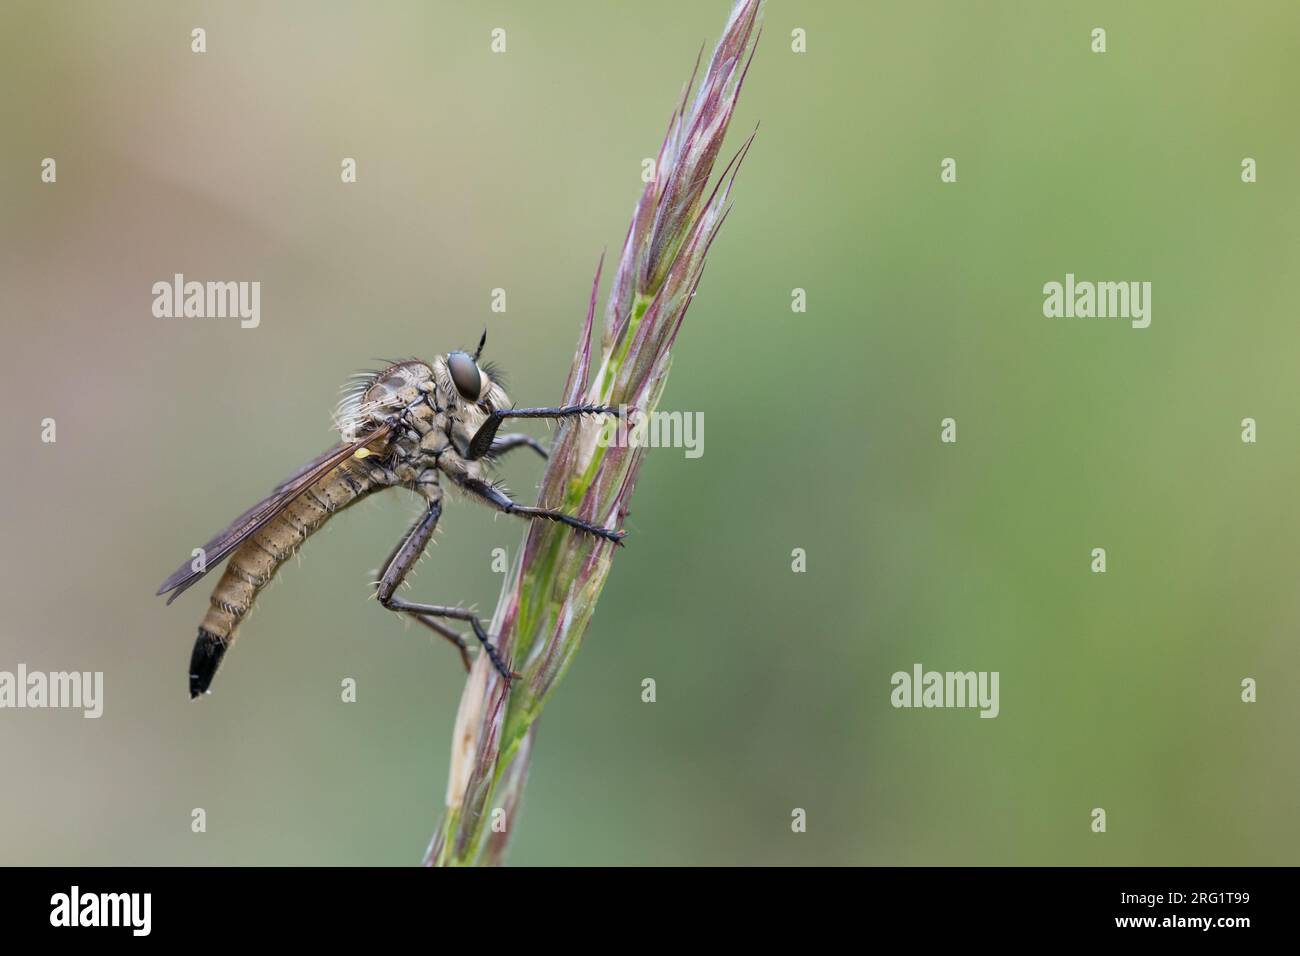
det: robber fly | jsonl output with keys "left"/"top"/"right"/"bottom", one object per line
{"left": 157, "top": 332, "right": 623, "bottom": 698}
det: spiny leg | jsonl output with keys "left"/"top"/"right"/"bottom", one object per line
{"left": 375, "top": 501, "right": 469, "bottom": 667}
{"left": 412, "top": 614, "right": 472, "bottom": 673}
{"left": 380, "top": 596, "right": 515, "bottom": 680}
{"left": 458, "top": 476, "right": 625, "bottom": 545}
{"left": 373, "top": 510, "right": 471, "bottom": 670}
{"left": 466, "top": 404, "right": 621, "bottom": 460}
{"left": 487, "top": 432, "right": 548, "bottom": 460}
{"left": 375, "top": 499, "right": 514, "bottom": 680}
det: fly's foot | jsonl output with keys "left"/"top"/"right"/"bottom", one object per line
{"left": 555, "top": 518, "right": 625, "bottom": 546}
{"left": 476, "top": 632, "right": 516, "bottom": 683}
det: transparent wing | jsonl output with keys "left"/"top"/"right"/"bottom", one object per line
{"left": 156, "top": 423, "right": 392, "bottom": 604}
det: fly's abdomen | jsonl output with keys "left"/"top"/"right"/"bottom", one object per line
{"left": 189, "top": 465, "right": 378, "bottom": 697}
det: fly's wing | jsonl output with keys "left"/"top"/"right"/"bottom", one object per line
{"left": 269, "top": 443, "right": 359, "bottom": 494}
{"left": 156, "top": 423, "right": 392, "bottom": 605}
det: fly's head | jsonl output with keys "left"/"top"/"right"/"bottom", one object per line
{"left": 433, "top": 330, "right": 510, "bottom": 431}
{"left": 333, "top": 333, "right": 509, "bottom": 454}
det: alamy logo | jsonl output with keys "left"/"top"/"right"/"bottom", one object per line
{"left": 152, "top": 273, "right": 261, "bottom": 328}
{"left": 0, "top": 665, "right": 103, "bottom": 718}
{"left": 597, "top": 406, "right": 704, "bottom": 459}
{"left": 890, "top": 663, "right": 1000, "bottom": 718}
{"left": 50, "top": 886, "right": 150, "bottom": 936}
{"left": 1043, "top": 273, "right": 1151, "bottom": 329}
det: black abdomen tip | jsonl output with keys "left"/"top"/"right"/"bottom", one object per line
{"left": 189, "top": 629, "right": 229, "bottom": 699}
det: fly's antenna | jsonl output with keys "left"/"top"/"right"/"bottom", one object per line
{"left": 473, "top": 328, "right": 488, "bottom": 361}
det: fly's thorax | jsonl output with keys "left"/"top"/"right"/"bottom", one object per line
{"left": 377, "top": 412, "right": 436, "bottom": 485}
{"left": 366, "top": 360, "right": 433, "bottom": 408}
{"left": 336, "top": 360, "right": 435, "bottom": 441}
{"left": 417, "top": 422, "right": 452, "bottom": 457}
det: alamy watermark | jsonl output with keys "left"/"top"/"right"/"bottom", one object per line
{"left": 890, "top": 663, "right": 999, "bottom": 718}
{"left": 0, "top": 665, "right": 103, "bottom": 718}
{"left": 50, "top": 886, "right": 150, "bottom": 936}
{"left": 1043, "top": 273, "right": 1151, "bottom": 329}
{"left": 596, "top": 405, "right": 704, "bottom": 459}
{"left": 152, "top": 273, "right": 260, "bottom": 328}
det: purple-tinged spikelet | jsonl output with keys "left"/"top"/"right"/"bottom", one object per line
{"left": 428, "top": 0, "right": 763, "bottom": 867}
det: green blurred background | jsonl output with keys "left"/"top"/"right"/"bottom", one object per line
{"left": 2, "top": 0, "right": 1298, "bottom": 865}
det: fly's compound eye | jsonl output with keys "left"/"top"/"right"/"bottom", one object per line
{"left": 447, "top": 351, "right": 482, "bottom": 401}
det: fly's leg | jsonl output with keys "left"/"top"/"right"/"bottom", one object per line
{"left": 458, "top": 476, "right": 626, "bottom": 545}
{"left": 466, "top": 404, "right": 621, "bottom": 460}
{"left": 487, "top": 433, "right": 548, "bottom": 460}
{"left": 381, "top": 596, "right": 516, "bottom": 681}
{"left": 375, "top": 500, "right": 471, "bottom": 669}
{"left": 375, "top": 499, "right": 515, "bottom": 681}
{"left": 414, "top": 616, "right": 472, "bottom": 672}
